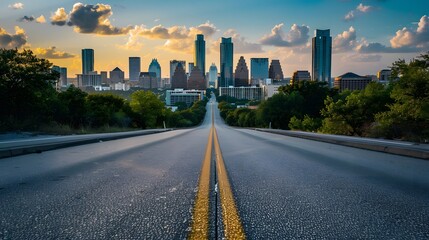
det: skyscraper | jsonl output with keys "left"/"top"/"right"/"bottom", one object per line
{"left": 170, "top": 60, "right": 186, "bottom": 83}
{"left": 220, "top": 37, "right": 233, "bottom": 87}
{"left": 82, "top": 49, "right": 94, "bottom": 74}
{"left": 194, "top": 34, "right": 205, "bottom": 76}
{"left": 148, "top": 58, "right": 161, "bottom": 79}
{"left": 188, "top": 67, "right": 206, "bottom": 90}
{"left": 312, "top": 29, "right": 332, "bottom": 87}
{"left": 250, "top": 58, "right": 269, "bottom": 84}
{"left": 188, "top": 62, "right": 195, "bottom": 75}
{"left": 110, "top": 67, "right": 125, "bottom": 83}
{"left": 208, "top": 63, "right": 218, "bottom": 88}
{"left": 269, "top": 60, "right": 284, "bottom": 81}
{"left": 129, "top": 57, "right": 141, "bottom": 81}
{"left": 234, "top": 56, "right": 249, "bottom": 87}
{"left": 171, "top": 62, "right": 187, "bottom": 89}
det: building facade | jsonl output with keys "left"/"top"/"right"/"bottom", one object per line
{"left": 187, "top": 67, "right": 206, "bottom": 90}
{"left": 269, "top": 59, "right": 284, "bottom": 81}
{"left": 129, "top": 57, "right": 141, "bottom": 81}
{"left": 165, "top": 89, "right": 205, "bottom": 106}
{"left": 109, "top": 67, "right": 124, "bottom": 83}
{"left": 291, "top": 70, "right": 311, "bottom": 85}
{"left": 208, "top": 63, "right": 218, "bottom": 88}
{"left": 251, "top": 58, "right": 269, "bottom": 85}
{"left": 377, "top": 69, "right": 391, "bottom": 81}
{"left": 52, "top": 65, "right": 68, "bottom": 87}
{"left": 77, "top": 71, "right": 101, "bottom": 87}
{"left": 139, "top": 72, "right": 158, "bottom": 89}
{"left": 220, "top": 37, "right": 234, "bottom": 88}
{"left": 194, "top": 34, "right": 205, "bottom": 76}
{"left": 171, "top": 62, "right": 187, "bottom": 89}
{"left": 170, "top": 60, "right": 186, "bottom": 83}
{"left": 312, "top": 29, "right": 332, "bottom": 87}
{"left": 334, "top": 72, "right": 372, "bottom": 91}
{"left": 234, "top": 56, "right": 249, "bottom": 87}
{"left": 82, "top": 49, "right": 94, "bottom": 74}
{"left": 149, "top": 58, "right": 161, "bottom": 80}
{"left": 219, "top": 86, "right": 264, "bottom": 101}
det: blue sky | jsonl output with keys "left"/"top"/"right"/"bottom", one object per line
{"left": 1, "top": 0, "right": 428, "bottom": 78}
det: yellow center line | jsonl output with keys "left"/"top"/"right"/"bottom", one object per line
{"left": 189, "top": 126, "right": 213, "bottom": 239}
{"left": 213, "top": 127, "right": 246, "bottom": 239}
{"left": 190, "top": 102, "right": 245, "bottom": 239}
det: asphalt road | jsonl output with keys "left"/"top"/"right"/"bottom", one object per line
{"left": 1, "top": 97, "right": 429, "bottom": 239}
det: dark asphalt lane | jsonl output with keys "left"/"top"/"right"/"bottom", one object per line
{"left": 212, "top": 104, "right": 429, "bottom": 239}
{"left": 0, "top": 118, "right": 212, "bottom": 239}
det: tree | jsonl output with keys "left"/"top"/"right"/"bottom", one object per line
{"left": 55, "top": 85, "right": 88, "bottom": 128}
{"left": 0, "top": 49, "right": 59, "bottom": 130}
{"left": 130, "top": 90, "right": 165, "bottom": 128}
{"left": 85, "top": 93, "right": 125, "bottom": 128}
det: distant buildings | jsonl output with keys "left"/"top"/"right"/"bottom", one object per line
{"left": 291, "top": 70, "right": 311, "bottom": 85}
{"left": 194, "top": 34, "right": 206, "bottom": 76}
{"left": 208, "top": 63, "right": 218, "bottom": 88}
{"left": 170, "top": 60, "right": 186, "bottom": 84}
{"left": 171, "top": 62, "right": 187, "bottom": 89}
{"left": 334, "top": 72, "right": 372, "bottom": 91}
{"left": 377, "top": 69, "right": 391, "bottom": 81}
{"left": 52, "top": 65, "right": 67, "bottom": 87}
{"left": 268, "top": 60, "right": 284, "bottom": 81}
{"left": 77, "top": 71, "right": 101, "bottom": 87}
{"left": 219, "top": 86, "right": 264, "bottom": 101}
{"left": 82, "top": 49, "right": 94, "bottom": 74}
{"left": 312, "top": 29, "right": 332, "bottom": 87}
{"left": 165, "top": 89, "right": 205, "bottom": 106}
{"left": 109, "top": 67, "right": 124, "bottom": 83}
{"left": 251, "top": 58, "right": 269, "bottom": 85}
{"left": 139, "top": 72, "right": 158, "bottom": 89}
{"left": 149, "top": 58, "right": 161, "bottom": 80}
{"left": 188, "top": 62, "right": 195, "bottom": 75}
{"left": 220, "top": 37, "right": 234, "bottom": 88}
{"left": 187, "top": 67, "right": 206, "bottom": 90}
{"left": 129, "top": 57, "right": 141, "bottom": 81}
{"left": 234, "top": 56, "right": 249, "bottom": 87}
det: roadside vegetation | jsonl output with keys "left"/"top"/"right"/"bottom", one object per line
{"left": 218, "top": 52, "right": 429, "bottom": 142}
{"left": 0, "top": 48, "right": 207, "bottom": 134}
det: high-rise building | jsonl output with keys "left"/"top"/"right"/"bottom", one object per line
{"left": 234, "top": 56, "right": 249, "bottom": 87}
{"left": 334, "top": 72, "right": 372, "bottom": 91}
{"left": 52, "top": 65, "right": 68, "bottom": 86}
{"left": 208, "top": 63, "right": 218, "bottom": 88}
{"left": 269, "top": 60, "right": 284, "bottom": 81}
{"left": 187, "top": 67, "right": 206, "bottom": 90}
{"left": 82, "top": 49, "right": 94, "bottom": 74}
{"left": 139, "top": 72, "right": 158, "bottom": 89}
{"left": 77, "top": 71, "right": 101, "bottom": 87}
{"left": 251, "top": 58, "right": 269, "bottom": 84}
{"left": 194, "top": 34, "right": 205, "bottom": 76}
{"left": 100, "top": 71, "right": 108, "bottom": 83}
{"left": 188, "top": 62, "right": 195, "bottom": 75}
{"left": 220, "top": 37, "right": 234, "bottom": 88}
{"left": 312, "top": 29, "right": 332, "bottom": 87}
{"left": 129, "top": 57, "right": 141, "bottom": 81}
{"left": 291, "top": 70, "right": 311, "bottom": 85}
{"left": 171, "top": 62, "right": 187, "bottom": 89}
{"left": 377, "top": 69, "right": 391, "bottom": 81}
{"left": 110, "top": 67, "right": 124, "bottom": 83}
{"left": 170, "top": 60, "right": 186, "bottom": 83}
{"left": 149, "top": 59, "right": 161, "bottom": 80}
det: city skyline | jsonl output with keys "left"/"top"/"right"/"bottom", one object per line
{"left": 0, "top": 1, "right": 428, "bottom": 78}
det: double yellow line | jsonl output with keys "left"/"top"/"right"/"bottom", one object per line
{"left": 189, "top": 106, "right": 245, "bottom": 239}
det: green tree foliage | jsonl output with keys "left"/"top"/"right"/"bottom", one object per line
{"left": 0, "top": 49, "right": 59, "bottom": 130}
{"left": 130, "top": 90, "right": 165, "bottom": 128}
{"left": 55, "top": 85, "right": 88, "bottom": 128}
{"left": 85, "top": 93, "right": 126, "bottom": 128}
{"left": 289, "top": 115, "right": 322, "bottom": 132}
{"left": 374, "top": 53, "right": 429, "bottom": 141}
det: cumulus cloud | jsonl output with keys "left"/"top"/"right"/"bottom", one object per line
{"left": 260, "top": 23, "right": 309, "bottom": 47}
{"left": 9, "top": 3, "right": 23, "bottom": 9}
{"left": 344, "top": 3, "right": 374, "bottom": 21}
{"left": 19, "top": 15, "right": 46, "bottom": 24}
{"left": 51, "top": 8, "right": 68, "bottom": 26}
{"left": 357, "top": 15, "right": 429, "bottom": 53}
{"left": 344, "top": 53, "right": 382, "bottom": 62}
{"left": 34, "top": 46, "right": 75, "bottom": 59}
{"left": 51, "top": 3, "right": 132, "bottom": 35}
{"left": 333, "top": 26, "right": 357, "bottom": 52}
{"left": 118, "top": 25, "right": 144, "bottom": 51}
{"left": 0, "top": 26, "right": 27, "bottom": 48}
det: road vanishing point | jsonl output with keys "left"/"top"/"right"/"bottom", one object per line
{"left": 1, "top": 96, "right": 429, "bottom": 239}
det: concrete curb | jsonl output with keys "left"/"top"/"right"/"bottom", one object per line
{"left": 254, "top": 129, "right": 429, "bottom": 160}
{"left": 0, "top": 129, "right": 172, "bottom": 159}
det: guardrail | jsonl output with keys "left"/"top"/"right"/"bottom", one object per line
{"left": 254, "top": 128, "right": 429, "bottom": 160}
{"left": 0, "top": 129, "right": 173, "bottom": 159}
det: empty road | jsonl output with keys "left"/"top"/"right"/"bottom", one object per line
{"left": 1, "top": 97, "right": 428, "bottom": 239}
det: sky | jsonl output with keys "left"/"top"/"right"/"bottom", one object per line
{"left": 1, "top": 0, "right": 428, "bottom": 78}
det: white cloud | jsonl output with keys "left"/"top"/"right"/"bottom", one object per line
{"left": 333, "top": 26, "right": 357, "bottom": 52}
{"left": 344, "top": 3, "right": 374, "bottom": 21}
{"left": 211, "top": 29, "right": 263, "bottom": 54}
{"left": 260, "top": 23, "right": 309, "bottom": 47}
{"left": 357, "top": 3, "right": 373, "bottom": 13}
{"left": 50, "top": 8, "right": 68, "bottom": 26}
{"left": 0, "top": 26, "right": 27, "bottom": 48}
{"left": 8, "top": 3, "right": 23, "bottom": 10}
{"left": 36, "top": 15, "right": 46, "bottom": 24}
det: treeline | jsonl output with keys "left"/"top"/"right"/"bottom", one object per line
{"left": 219, "top": 52, "right": 429, "bottom": 142}
{"left": 0, "top": 48, "right": 206, "bottom": 133}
